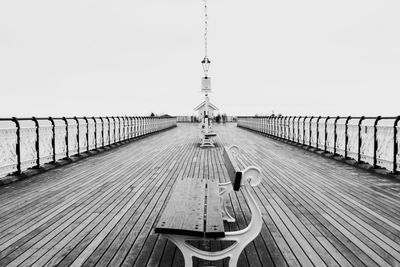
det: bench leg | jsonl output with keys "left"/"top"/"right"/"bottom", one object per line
{"left": 219, "top": 182, "right": 235, "bottom": 222}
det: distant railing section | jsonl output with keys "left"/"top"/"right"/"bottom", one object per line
{"left": 0, "top": 116, "right": 177, "bottom": 177}
{"left": 237, "top": 116, "right": 400, "bottom": 173}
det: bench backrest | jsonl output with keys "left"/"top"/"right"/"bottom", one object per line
{"left": 223, "top": 146, "right": 243, "bottom": 191}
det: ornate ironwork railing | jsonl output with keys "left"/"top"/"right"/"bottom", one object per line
{"left": 0, "top": 116, "right": 177, "bottom": 178}
{"left": 237, "top": 116, "right": 400, "bottom": 173}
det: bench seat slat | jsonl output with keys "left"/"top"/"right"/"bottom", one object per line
{"left": 155, "top": 178, "right": 205, "bottom": 237}
{"left": 205, "top": 179, "right": 225, "bottom": 237}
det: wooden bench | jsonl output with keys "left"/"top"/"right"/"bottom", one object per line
{"left": 155, "top": 145, "right": 263, "bottom": 266}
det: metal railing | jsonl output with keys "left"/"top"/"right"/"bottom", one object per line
{"left": 0, "top": 116, "right": 177, "bottom": 177}
{"left": 237, "top": 116, "right": 400, "bottom": 173}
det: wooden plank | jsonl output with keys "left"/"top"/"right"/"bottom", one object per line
{"left": 205, "top": 179, "right": 225, "bottom": 237}
{"left": 155, "top": 178, "right": 206, "bottom": 237}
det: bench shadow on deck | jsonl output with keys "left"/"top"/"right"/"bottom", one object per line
{"left": 0, "top": 124, "right": 400, "bottom": 267}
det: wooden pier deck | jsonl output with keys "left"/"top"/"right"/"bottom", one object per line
{"left": 0, "top": 124, "right": 400, "bottom": 267}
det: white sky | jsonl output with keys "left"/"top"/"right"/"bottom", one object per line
{"left": 0, "top": 0, "right": 399, "bottom": 117}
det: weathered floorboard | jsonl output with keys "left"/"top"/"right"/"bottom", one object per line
{"left": 0, "top": 124, "right": 399, "bottom": 266}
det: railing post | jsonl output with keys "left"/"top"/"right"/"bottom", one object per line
{"left": 62, "top": 117, "right": 69, "bottom": 159}
{"left": 316, "top": 116, "right": 321, "bottom": 149}
{"left": 358, "top": 116, "right": 365, "bottom": 162}
{"left": 309, "top": 116, "right": 313, "bottom": 146}
{"left": 324, "top": 116, "right": 330, "bottom": 152}
{"left": 394, "top": 116, "right": 400, "bottom": 173}
{"left": 301, "top": 116, "right": 306, "bottom": 145}
{"left": 333, "top": 116, "right": 339, "bottom": 155}
{"left": 92, "top": 117, "right": 97, "bottom": 149}
{"left": 116, "top": 116, "right": 122, "bottom": 142}
{"left": 49, "top": 117, "right": 56, "bottom": 162}
{"left": 74, "top": 117, "right": 80, "bottom": 154}
{"left": 128, "top": 116, "right": 132, "bottom": 139}
{"left": 119, "top": 116, "right": 123, "bottom": 141}
{"left": 344, "top": 116, "right": 351, "bottom": 158}
{"left": 32, "top": 117, "right": 40, "bottom": 167}
{"left": 292, "top": 116, "right": 296, "bottom": 142}
{"left": 112, "top": 116, "right": 116, "bottom": 143}
{"left": 373, "top": 116, "right": 382, "bottom": 168}
{"left": 106, "top": 117, "right": 111, "bottom": 145}
{"left": 12, "top": 117, "right": 22, "bottom": 174}
{"left": 284, "top": 116, "right": 288, "bottom": 139}
{"left": 84, "top": 116, "right": 89, "bottom": 152}
{"left": 100, "top": 117, "right": 105, "bottom": 147}
{"left": 297, "top": 116, "right": 301, "bottom": 143}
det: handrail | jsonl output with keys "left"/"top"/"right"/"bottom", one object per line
{"left": 237, "top": 115, "right": 400, "bottom": 174}
{"left": 0, "top": 116, "right": 177, "bottom": 178}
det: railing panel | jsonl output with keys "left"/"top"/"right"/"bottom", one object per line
{"left": 360, "top": 121, "right": 374, "bottom": 165}
{"left": 109, "top": 119, "right": 115, "bottom": 144}
{"left": 304, "top": 118, "right": 310, "bottom": 145}
{"left": 326, "top": 119, "right": 335, "bottom": 153}
{"left": 39, "top": 121, "right": 54, "bottom": 165}
{"left": 79, "top": 119, "right": 88, "bottom": 152}
{"left": 67, "top": 120, "right": 78, "bottom": 156}
{"left": 293, "top": 118, "right": 298, "bottom": 141}
{"left": 298, "top": 119, "right": 304, "bottom": 143}
{"left": 55, "top": 120, "right": 67, "bottom": 161}
{"left": 317, "top": 120, "right": 325, "bottom": 149}
{"left": 20, "top": 122, "right": 37, "bottom": 171}
{"left": 336, "top": 119, "right": 346, "bottom": 156}
{"left": 288, "top": 118, "right": 294, "bottom": 140}
{"left": 88, "top": 119, "right": 96, "bottom": 150}
{"left": 347, "top": 123, "right": 359, "bottom": 160}
{"left": 103, "top": 119, "right": 109, "bottom": 145}
{"left": 310, "top": 118, "right": 318, "bottom": 147}
{"left": 95, "top": 118, "right": 103, "bottom": 147}
{"left": 0, "top": 126, "right": 18, "bottom": 177}
{"left": 283, "top": 118, "right": 289, "bottom": 139}
{"left": 376, "top": 124, "right": 394, "bottom": 170}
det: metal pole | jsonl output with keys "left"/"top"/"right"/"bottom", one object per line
{"left": 62, "top": 117, "right": 69, "bottom": 159}
{"left": 12, "top": 117, "right": 22, "bottom": 174}
{"left": 32, "top": 117, "right": 40, "bottom": 167}
{"left": 100, "top": 117, "right": 105, "bottom": 147}
{"left": 316, "top": 116, "right": 321, "bottom": 149}
{"left": 333, "top": 116, "right": 339, "bottom": 155}
{"left": 358, "top": 116, "right": 365, "bottom": 162}
{"left": 106, "top": 117, "right": 111, "bottom": 145}
{"left": 49, "top": 117, "right": 56, "bottom": 162}
{"left": 298, "top": 116, "right": 301, "bottom": 144}
{"left": 309, "top": 116, "right": 313, "bottom": 146}
{"left": 373, "top": 116, "right": 382, "bottom": 168}
{"left": 344, "top": 116, "right": 351, "bottom": 158}
{"left": 92, "top": 117, "right": 97, "bottom": 149}
{"left": 394, "top": 116, "right": 400, "bottom": 173}
{"left": 302, "top": 116, "right": 307, "bottom": 145}
{"left": 84, "top": 116, "right": 89, "bottom": 152}
{"left": 74, "top": 117, "right": 80, "bottom": 154}
{"left": 324, "top": 116, "right": 330, "bottom": 152}
{"left": 112, "top": 116, "right": 116, "bottom": 143}
{"left": 292, "top": 116, "right": 295, "bottom": 142}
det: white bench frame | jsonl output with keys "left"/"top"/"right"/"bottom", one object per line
{"left": 163, "top": 145, "right": 263, "bottom": 267}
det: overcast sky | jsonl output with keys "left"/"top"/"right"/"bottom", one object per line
{"left": 1, "top": 0, "right": 399, "bottom": 117}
